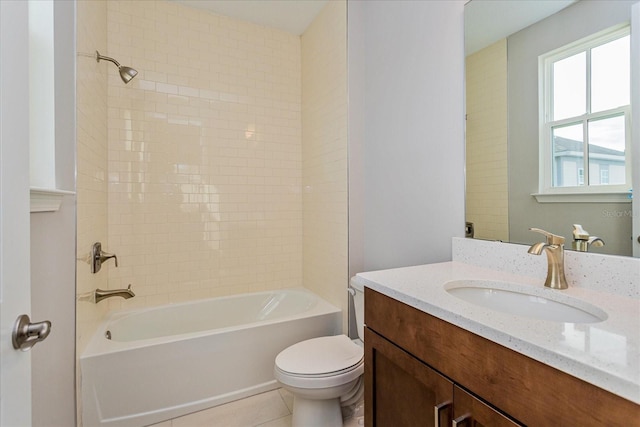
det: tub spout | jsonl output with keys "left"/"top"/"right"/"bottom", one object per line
{"left": 95, "top": 284, "right": 135, "bottom": 303}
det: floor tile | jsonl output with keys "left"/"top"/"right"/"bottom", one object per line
{"left": 344, "top": 400, "right": 365, "bottom": 427}
{"left": 171, "top": 390, "right": 290, "bottom": 427}
{"left": 255, "top": 414, "right": 292, "bottom": 427}
{"left": 144, "top": 389, "right": 366, "bottom": 427}
{"left": 277, "top": 388, "right": 294, "bottom": 413}
{"left": 344, "top": 414, "right": 365, "bottom": 427}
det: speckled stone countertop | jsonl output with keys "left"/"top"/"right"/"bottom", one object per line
{"left": 353, "top": 243, "right": 640, "bottom": 404}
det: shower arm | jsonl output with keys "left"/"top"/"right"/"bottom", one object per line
{"left": 96, "top": 51, "right": 121, "bottom": 67}
{"left": 95, "top": 50, "right": 138, "bottom": 84}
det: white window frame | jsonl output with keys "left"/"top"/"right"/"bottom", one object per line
{"left": 535, "top": 24, "right": 632, "bottom": 204}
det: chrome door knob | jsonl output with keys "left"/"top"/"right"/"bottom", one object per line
{"left": 12, "top": 314, "right": 51, "bottom": 351}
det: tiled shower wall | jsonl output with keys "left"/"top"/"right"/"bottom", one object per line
{"left": 465, "top": 39, "right": 509, "bottom": 242}
{"left": 105, "top": 1, "right": 303, "bottom": 308}
{"left": 76, "top": 0, "right": 109, "bottom": 422}
{"left": 76, "top": 0, "right": 109, "bottom": 355}
{"left": 76, "top": 0, "right": 346, "bottom": 357}
{"left": 301, "top": 1, "right": 348, "bottom": 327}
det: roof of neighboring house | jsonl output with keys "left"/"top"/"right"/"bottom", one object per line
{"left": 553, "top": 136, "right": 625, "bottom": 156}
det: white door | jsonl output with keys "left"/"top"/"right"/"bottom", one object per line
{"left": 1, "top": 1, "right": 34, "bottom": 425}
{"left": 632, "top": 1, "right": 640, "bottom": 257}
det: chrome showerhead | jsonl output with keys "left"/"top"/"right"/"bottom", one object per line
{"left": 96, "top": 50, "right": 138, "bottom": 84}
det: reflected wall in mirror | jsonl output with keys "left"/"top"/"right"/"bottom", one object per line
{"left": 465, "top": 0, "right": 638, "bottom": 257}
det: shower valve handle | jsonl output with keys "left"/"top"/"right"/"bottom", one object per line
{"left": 91, "top": 242, "right": 118, "bottom": 273}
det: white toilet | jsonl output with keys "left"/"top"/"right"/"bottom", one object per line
{"left": 274, "top": 281, "right": 365, "bottom": 427}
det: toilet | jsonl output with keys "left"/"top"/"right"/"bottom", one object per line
{"left": 274, "top": 281, "right": 365, "bottom": 427}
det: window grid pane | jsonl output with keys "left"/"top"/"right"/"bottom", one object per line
{"left": 552, "top": 124, "right": 584, "bottom": 187}
{"left": 552, "top": 52, "right": 586, "bottom": 121}
{"left": 587, "top": 115, "right": 626, "bottom": 186}
{"left": 591, "top": 35, "right": 630, "bottom": 113}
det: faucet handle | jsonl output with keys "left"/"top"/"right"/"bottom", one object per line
{"left": 529, "top": 228, "right": 565, "bottom": 245}
{"left": 572, "top": 224, "right": 590, "bottom": 240}
{"left": 91, "top": 242, "right": 118, "bottom": 274}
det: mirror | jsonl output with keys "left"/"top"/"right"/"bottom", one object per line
{"left": 464, "top": 0, "right": 637, "bottom": 257}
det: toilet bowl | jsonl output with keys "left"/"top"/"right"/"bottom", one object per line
{"left": 274, "top": 281, "right": 365, "bottom": 427}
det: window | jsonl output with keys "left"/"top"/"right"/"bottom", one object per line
{"left": 538, "top": 25, "right": 631, "bottom": 201}
{"left": 578, "top": 168, "right": 584, "bottom": 186}
{"left": 28, "top": 0, "right": 76, "bottom": 212}
{"left": 29, "top": 0, "right": 55, "bottom": 189}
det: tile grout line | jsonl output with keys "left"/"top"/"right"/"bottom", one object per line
{"left": 251, "top": 389, "right": 292, "bottom": 427}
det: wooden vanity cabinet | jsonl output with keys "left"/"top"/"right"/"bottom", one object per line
{"left": 365, "top": 326, "right": 519, "bottom": 427}
{"left": 365, "top": 326, "right": 453, "bottom": 427}
{"left": 364, "top": 288, "right": 640, "bottom": 427}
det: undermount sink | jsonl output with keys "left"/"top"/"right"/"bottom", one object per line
{"left": 444, "top": 280, "right": 607, "bottom": 324}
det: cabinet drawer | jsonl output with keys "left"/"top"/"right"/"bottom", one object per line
{"left": 365, "top": 287, "right": 639, "bottom": 426}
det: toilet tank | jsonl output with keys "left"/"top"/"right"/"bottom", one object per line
{"left": 349, "top": 279, "right": 365, "bottom": 342}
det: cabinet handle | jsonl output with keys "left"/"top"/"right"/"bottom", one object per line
{"left": 452, "top": 413, "right": 471, "bottom": 427}
{"left": 434, "top": 401, "right": 452, "bottom": 427}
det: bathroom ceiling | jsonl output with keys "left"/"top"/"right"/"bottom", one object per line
{"left": 172, "top": 0, "right": 329, "bottom": 35}
{"left": 465, "top": 0, "right": 577, "bottom": 55}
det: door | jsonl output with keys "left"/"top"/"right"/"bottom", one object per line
{"left": 1, "top": 1, "right": 33, "bottom": 425}
{"left": 365, "top": 327, "right": 453, "bottom": 427}
{"left": 632, "top": 1, "right": 640, "bottom": 257}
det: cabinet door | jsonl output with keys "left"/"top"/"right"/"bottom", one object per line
{"left": 365, "top": 327, "right": 453, "bottom": 427}
{"left": 453, "top": 386, "right": 523, "bottom": 427}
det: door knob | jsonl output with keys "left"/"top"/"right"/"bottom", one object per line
{"left": 12, "top": 314, "right": 51, "bottom": 351}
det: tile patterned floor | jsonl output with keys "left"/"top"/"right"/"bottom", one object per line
{"left": 148, "top": 388, "right": 364, "bottom": 427}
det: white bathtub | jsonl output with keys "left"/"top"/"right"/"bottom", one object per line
{"left": 81, "top": 288, "right": 341, "bottom": 427}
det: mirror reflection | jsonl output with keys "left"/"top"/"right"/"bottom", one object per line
{"left": 464, "top": 0, "right": 637, "bottom": 257}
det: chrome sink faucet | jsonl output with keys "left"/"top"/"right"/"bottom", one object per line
{"left": 527, "top": 228, "right": 568, "bottom": 290}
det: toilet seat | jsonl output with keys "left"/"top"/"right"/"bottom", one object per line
{"left": 274, "top": 335, "right": 364, "bottom": 389}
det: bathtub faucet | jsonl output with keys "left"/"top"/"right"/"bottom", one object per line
{"left": 91, "top": 242, "right": 118, "bottom": 274}
{"left": 95, "top": 284, "right": 135, "bottom": 303}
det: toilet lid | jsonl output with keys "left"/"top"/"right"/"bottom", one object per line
{"left": 275, "top": 335, "right": 363, "bottom": 376}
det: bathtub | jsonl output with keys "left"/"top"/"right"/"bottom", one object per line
{"left": 81, "top": 288, "right": 342, "bottom": 427}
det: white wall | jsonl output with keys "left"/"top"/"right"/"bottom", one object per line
{"left": 633, "top": 1, "right": 640, "bottom": 257}
{"left": 30, "top": 1, "right": 77, "bottom": 426}
{"left": 31, "top": 197, "right": 76, "bottom": 427}
{"left": 349, "top": 0, "right": 466, "bottom": 274}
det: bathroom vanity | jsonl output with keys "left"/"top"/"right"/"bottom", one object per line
{"left": 364, "top": 288, "right": 636, "bottom": 426}
{"left": 355, "top": 241, "right": 640, "bottom": 427}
